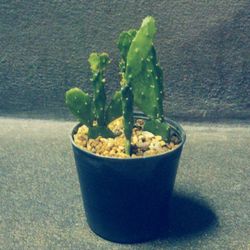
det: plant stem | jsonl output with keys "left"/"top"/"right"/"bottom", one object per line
{"left": 125, "top": 139, "right": 131, "bottom": 155}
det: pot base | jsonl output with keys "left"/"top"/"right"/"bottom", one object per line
{"left": 84, "top": 201, "right": 171, "bottom": 243}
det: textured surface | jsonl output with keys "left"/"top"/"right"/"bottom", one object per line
{"left": 0, "top": 1, "right": 250, "bottom": 120}
{"left": 1, "top": 117, "right": 249, "bottom": 249}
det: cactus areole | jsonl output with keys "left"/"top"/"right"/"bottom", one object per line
{"left": 66, "top": 16, "right": 181, "bottom": 156}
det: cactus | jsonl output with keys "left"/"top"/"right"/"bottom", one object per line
{"left": 66, "top": 16, "right": 172, "bottom": 155}
{"left": 66, "top": 52, "right": 124, "bottom": 139}
{"left": 66, "top": 52, "right": 121, "bottom": 139}
{"left": 114, "top": 17, "right": 159, "bottom": 154}
{"left": 88, "top": 52, "right": 109, "bottom": 126}
{"left": 65, "top": 88, "right": 93, "bottom": 126}
{"left": 117, "top": 16, "right": 169, "bottom": 141}
{"left": 143, "top": 119, "right": 170, "bottom": 142}
{"left": 121, "top": 85, "right": 134, "bottom": 154}
{"left": 118, "top": 18, "right": 164, "bottom": 122}
{"left": 117, "top": 16, "right": 167, "bottom": 151}
{"left": 117, "top": 29, "right": 137, "bottom": 63}
{"left": 125, "top": 17, "right": 156, "bottom": 75}
{"left": 132, "top": 47, "right": 164, "bottom": 122}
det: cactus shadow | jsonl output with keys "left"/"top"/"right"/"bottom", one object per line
{"left": 158, "top": 192, "right": 218, "bottom": 241}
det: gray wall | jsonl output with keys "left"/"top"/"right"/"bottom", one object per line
{"left": 0, "top": 0, "right": 249, "bottom": 121}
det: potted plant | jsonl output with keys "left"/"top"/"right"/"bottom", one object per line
{"left": 65, "top": 16, "right": 186, "bottom": 243}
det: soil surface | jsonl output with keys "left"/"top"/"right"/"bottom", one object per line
{"left": 74, "top": 117, "right": 180, "bottom": 158}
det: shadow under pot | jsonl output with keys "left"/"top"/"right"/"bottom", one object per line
{"left": 70, "top": 114, "right": 186, "bottom": 243}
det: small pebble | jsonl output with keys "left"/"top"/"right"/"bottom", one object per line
{"left": 74, "top": 117, "right": 179, "bottom": 158}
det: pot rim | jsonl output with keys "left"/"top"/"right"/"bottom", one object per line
{"left": 70, "top": 112, "right": 186, "bottom": 161}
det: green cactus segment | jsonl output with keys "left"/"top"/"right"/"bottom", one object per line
{"left": 117, "top": 30, "right": 137, "bottom": 86}
{"left": 117, "top": 16, "right": 157, "bottom": 154}
{"left": 88, "top": 126, "right": 115, "bottom": 139}
{"left": 118, "top": 16, "right": 164, "bottom": 121}
{"left": 105, "top": 91, "right": 122, "bottom": 124}
{"left": 88, "top": 52, "right": 110, "bottom": 73}
{"left": 126, "top": 16, "right": 156, "bottom": 77}
{"left": 92, "top": 73, "right": 106, "bottom": 126}
{"left": 153, "top": 47, "right": 164, "bottom": 121}
{"left": 117, "top": 29, "right": 137, "bottom": 62}
{"left": 143, "top": 119, "right": 170, "bottom": 142}
{"left": 65, "top": 88, "right": 93, "bottom": 126}
{"left": 88, "top": 52, "right": 110, "bottom": 126}
{"left": 121, "top": 85, "right": 134, "bottom": 155}
{"left": 131, "top": 47, "right": 164, "bottom": 121}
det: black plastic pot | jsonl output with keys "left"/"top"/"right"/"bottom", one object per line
{"left": 70, "top": 114, "right": 186, "bottom": 243}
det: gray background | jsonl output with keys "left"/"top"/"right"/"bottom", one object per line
{"left": 1, "top": 0, "right": 249, "bottom": 121}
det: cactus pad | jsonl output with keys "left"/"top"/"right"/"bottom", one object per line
{"left": 65, "top": 88, "right": 93, "bottom": 126}
{"left": 131, "top": 47, "right": 164, "bottom": 121}
{"left": 118, "top": 16, "right": 164, "bottom": 122}
{"left": 143, "top": 119, "right": 170, "bottom": 142}
{"left": 121, "top": 85, "right": 134, "bottom": 154}
{"left": 126, "top": 16, "right": 156, "bottom": 77}
{"left": 117, "top": 29, "right": 137, "bottom": 62}
{"left": 88, "top": 52, "right": 110, "bottom": 126}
